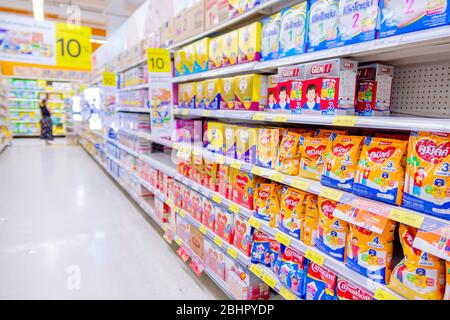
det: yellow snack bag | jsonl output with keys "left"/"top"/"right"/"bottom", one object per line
{"left": 389, "top": 224, "right": 446, "bottom": 300}
{"left": 345, "top": 220, "right": 396, "bottom": 284}
{"left": 254, "top": 183, "right": 280, "bottom": 227}
{"left": 322, "top": 135, "right": 365, "bottom": 192}
{"left": 403, "top": 131, "right": 450, "bottom": 220}
{"left": 354, "top": 137, "right": 408, "bottom": 205}
{"left": 256, "top": 127, "right": 280, "bottom": 169}
{"left": 279, "top": 186, "right": 307, "bottom": 240}
{"left": 302, "top": 194, "right": 319, "bottom": 246}
{"left": 298, "top": 136, "right": 332, "bottom": 180}
{"left": 276, "top": 130, "right": 301, "bottom": 175}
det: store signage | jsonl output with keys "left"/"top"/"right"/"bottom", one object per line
{"left": 147, "top": 48, "right": 171, "bottom": 73}
{"left": 55, "top": 23, "right": 92, "bottom": 70}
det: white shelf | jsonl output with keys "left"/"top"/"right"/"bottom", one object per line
{"left": 118, "top": 83, "right": 151, "bottom": 92}
{"left": 8, "top": 98, "right": 39, "bottom": 102}
{"left": 10, "top": 120, "right": 39, "bottom": 124}
{"left": 173, "top": 62, "right": 258, "bottom": 83}
{"left": 9, "top": 109, "right": 39, "bottom": 113}
{"left": 120, "top": 128, "right": 174, "bottom": 149}
{"left": 116, "top": 106, "right": 151, "bottom": 113}
{"left": 173, "top": 108, "right": 450, "bottom": 133}
{"left": 117, "top": 56, "right": 147, "bottom": 73}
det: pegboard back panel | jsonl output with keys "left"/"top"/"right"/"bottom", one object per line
{"left": 391, "top": 62, "right": 450, "bottom": 117}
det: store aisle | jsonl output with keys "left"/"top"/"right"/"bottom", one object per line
{"left": 0, "top": 139, "right": 226, "bottom": 300}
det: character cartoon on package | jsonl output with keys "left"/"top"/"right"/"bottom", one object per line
{"left": 254, "top": 182, "right": 280, "bottom": 227}
{"left": 306, "top": 262, "right": 338, "bottom": 300}
{"left": 279, "top": 186, "right": 307, "bottom": 240}
{"left": 278, "top": 245, "right": 307, "bottom": 299}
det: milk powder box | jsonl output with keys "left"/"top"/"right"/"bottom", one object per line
{"left": 246, "top": 0, "right": 262, "bottom": 10}
{"left": 193, "top": 37, "right": 210, "bottom": 73}
{"left": 237, "top": 22, "right": 262, "bottom": 64}
{"left": 337, "top": 0, "right": 379, "bottom": 46}
{"left": 183, "top": 44, "right": 195, "bottom": 74}
{"left": 266, "top": 74, "right": 279, "bottom": 111}
{"left": 222, "top": 30, "right": 239, "bottom": 66}
{"left": 204, "top": 78, "right": 226, "bottom": 110}
{"left": 275, "top": 64, "right": 306, "bottom": 114}
{"left": 356, "top": 63, "right": 394, "bottom": 116}
{"left": 379, "top": 0, "right": 450, "bottom": 38}
{"left": 174, "top": 49, "right": 185, "bottom": 76}
{"left": 209, "top": 36, "right": 224, "bottom": 69}
{"left": 303, "top": 58, "right": 358, "bottom": 115}
{"left": 261, "top": 13, "right": 281, "bottom": 61}
{"left": 234, "top": 74, "right": 268, "bottom": 111}
{"left": 279, "top": 2, "right": 308, "bottom": 58}
{"left": 195, "top": 81, "right": 206, "bottom": 109}
{"left": 221, "top": 76, "right": 236, "bottom": 110}
{"left": 307, "top": 0, "right": 340, "bottom": 52}
{"left": 184, "top": 82, "right": 197, "bottom": 109}
{"left": 236, "top": 126, "right": 258, "bottom": 164}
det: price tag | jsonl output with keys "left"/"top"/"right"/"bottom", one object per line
{"left": 374, "top": 288, "right": 399, "bottom": 300}
{"left": 215, "top": 154, "right": 225, "bottom": 164}
{"left": 199, "top": 224, "right": 208, "bottom": 235}
{"left": 280, "top": 287, "right": 297, "bottom": 300}
{"left": 262, "top": 273, "right": 277, "bottom": 288}
{"left": 275, "top": 232, "right": 292, "bottom": 247}
{"left": 291, "top": 179, "right": 310, "bottom": 191}
{"left": 165, "top": 198, "right": 173, "bottom": 207}
{"left": 249, "top": 216, "right": 262, "bottom": 229}
{"left": 305, "top": 249, "right": 325, "bottom": 266}
{"left": 271, "top": 173, "right": 285, "bottom": 183}
{"left": 147, "top": 48, "right": 171, "bottom": 73}
{"left": 333, "top": 116, "right": 358, "bottom": 127}
{"left": 102, "top": 72, "right": 117, "bottom": 87}
{"left": 229, "top": 203, "right": 240, "bottom": 214}
{"left": 231, "top": 160, "right": 242, "bottom": 170}
{"left": 178, "top": 209, "right": 186, "bottom": 218}
{"left": 249, "top": 264, "right": 263, "bottom": 278}
{"left": 214, "top": 236, "right": 223, "bottom": 247}
{"left": 320, "top": 187, "right": 343, "bottom": 202}
{"left": 251, "top": 166, "right": 263, "bottom": 176}
{"left": 227, "top": 246, "right": 238, "bottom": 259}
{"left": 388, "top": 208, "right": 424, "bottom": 229}
{"left": 181, "top": 109, "right": 189, "bottom": 115}
{"left": 252, "top": 113, "right": 266, "bottom": 121}
{"left": 55, "top": 23, "right": 91, "bottom": 70}
{"left": 175, "top": 237, "right": 183, "bottom": 246}
{"left": 202, "top": 110, "right": 211, "bottom": 117}
{"left": 212, "top": 194, "right": 222, "bottom": 204}
{"left": 273, "top": 115, "right": 289, "bottom": 122}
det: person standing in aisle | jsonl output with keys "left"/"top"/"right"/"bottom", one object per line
{"left": 39, "top": 99, "right": 53, "bottom": 145}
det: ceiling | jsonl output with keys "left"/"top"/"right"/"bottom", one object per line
{"left": 0, "top": 0, "right": 146, "bottom": 37}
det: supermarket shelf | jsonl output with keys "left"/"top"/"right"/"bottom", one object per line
{"left": 117, "top": 83, "right": 151, "bottom": 92}
{"left": 9, "top": 109, "right": 39, "bottom": 112}
{"left": 173, "top": 108, "right": 450, "bottom": 133}
{"left": 0, "top": 143, "right": 8, "bottom": 154}
{"left": 120, "top": 128, "right": 174, "bottom": 149}
{"left": 116, "top": 106, "right": 151, "bottom": 113}
{"left": 4, "top": 75, "right": 81, "bottom": 82}
{"left": 252, "top": 217, "right": 404, "bottom": 300}
{"left": 117, "top": 56, "right": 147, "bottom": 73}
{"left": 173, "top": 62, "right": 258, "bottom": 83}
{"left": 10, "top": 120, "right": 39, "bottom": 124}
{"left": 167, "top": 0, "right": 296, "bottom": 50}
{"left": 8, "top": 98, "right": 39, "bottom": 102}
{"left": 8, "top": 88, "right": 72, "bottom": 93}
{"left": 13, "top": 133, "right": 40, "bottom": 137}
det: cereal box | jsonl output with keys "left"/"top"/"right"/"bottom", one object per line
{"left": 221, "top": 76, "right": 236, "bottom": 110}
{"left": 237, "top": 22, "right": 262, "bottom": 64}
{"left": 209, "top": 36, "right": 223, "bottom": 69}
{"left": 193, "top": 37, "right": 210, "bottom": 73}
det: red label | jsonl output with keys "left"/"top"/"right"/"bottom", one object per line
{"left": 415, "top": 139, "right": 450, "bottom": 164}
{"left": 235, "top": 175, "right": 249, "bottom": 189}
{"left": 281, "top": 67, "right": 300, "bottom": 78}
{"left": 333, "top": 143, "right": 354, "bottom": 157}
{"left": 337, "top": 279, "right": 373, "bottom": 300}
{"left": 320, "top": 200, "right": 336, "bottom": 219}
{"left": 305, "top": 145, "right": 326, "bottom": 159}
{"left": 282, "top": 138, "right": 296, "bottom": 151}
{"left": 284, "top": 196, "right": 300, "bottom": 211}
{"left": 309, "top": 262, "right": 337, "bottom": 293}
{"left": 282, "top": 247, "right": 305, "bottom": 266}
{"left": 367, "top": 146, "right": 396, "bottom": 163}
{"left": 310, "top": 63, "right": 333, "bottom": 75}
{"left": 235, "top": 219, "right": 248, "bottom": 235}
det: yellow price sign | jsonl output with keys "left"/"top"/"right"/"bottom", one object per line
{"left": 273, "top": 115, "right": 289, "bottom": 122}
{"left": 231, "top": 160, "right": 242, "bottom": 170}
{"left": 199, "top": 224, "right": 208, "bottom": 235}
{"left": 202, "top": 110, "right": 211, "bottom": 117}
{"left": 165, "top": 198, "right": 173, "bottom": 207}
{"left": 262, "top": 273, "right": 277, "bottom": 288}
{"left": 275, "top": 232, "right": 292, "bottom": 247}
{"left": 181, "top": 109, "right": 189, "bottom": 116}
{"left": 212, "top": 194, "right": 222, "bottom": 204}
{"left": 271, "top": 173, "right": 285, "bottom": 183}
{"left": 280, "top": 287, "right": 297, "bottom": 300}
{"left": 248, "top": 216, "right": 262, "bottom": 229}
{"left": 102, "top": 72, "right": 116, "bottom": 87}
{"left": 291, "top": 179, "right": 310, "bottom": 191}
{"left": 228, "top": 203, "right": 240, "bottom": 214}
{"left": 388, "top": 208, "right": 424, "bottom": 229}
{"left": 251, "top": 166, "right": 263, "bottom": 176}
{"left": 374, "top": 288, "right": 399, "bottom": 300}
{"left": 305, "top": 249, "right": 325, "bottom": 266}
{"left": 175, "top": 237, "right": 183, "bottom": 246}
{"left": 55, "top": 23, "right": 91, "bottom": 70}
{"left": 252, "top": 112, "right": 266, "bottom": 121}
{"left": 320, "top": 187, "right": 343, "bottom": 202}
{"left": 147, "top": 48, "right": 171, "bottom": 73}
{"left": 227, "top": 246, "right": 238, "bottom": 259}
{"left": 179, "top": 209, "right": 186, "bottom": 218}
{"left": 249, "top": 264, "right": 263, "bottom": 278}
{"left": 333, "top": 116, "right": 358, "bottom": 127}
{"left": 214, "top": 236, "right": 223, "bottom": 247}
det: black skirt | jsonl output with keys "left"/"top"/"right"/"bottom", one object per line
{"left": 40, "top": 116, "right": 53, "bottom": 140}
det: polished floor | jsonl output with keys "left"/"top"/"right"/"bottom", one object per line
{"left": 0, "top": 139, "right": 226, "bottom": 299}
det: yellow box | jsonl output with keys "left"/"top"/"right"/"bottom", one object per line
{"left": 209, "top": 36, "right": 223, "bottom": 69}
{"left": 234, "top": 74, "right": 268, "bottom": 111}
{"left": 222, "top": 30, "right": 239, "bottom": 66}
{"left": 204, "top": 78, "right": 224, "bottom": 110}
{"left": 195, "top": 81, "right": 206, "bottom": 109}
{"left": 174, "top": 49, "right": 185, "bottom": 77}
{"left": 237, "top": 22, "right": 262, "bottom": 64}
{"left": 193, "top": 38, "right": 210, "bottom": 73}
{"left": 206, "top": 121, "right": 225, "bottom": 155}
{"left": 224, "top": 124, "right": 237, "bottom": 159}
{"left": 183, "top": 82, "right": 196, "bottom": 109}
{"left": 236, "top": 126, "right": 258, "bottom": 164}
{"left": 182, "top": 44, "right": 195, "bottom": 74}
{"left": 221, "top": 76, "right": 235, "bottom": 110}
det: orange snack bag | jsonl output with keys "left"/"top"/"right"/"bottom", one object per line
{"left": 278, "top": 186, "right": 307, "bottom": 240}
{"left": 276, "top": 130, "right": 301, "bottom": 175}
{"left": 302, "top": 194, "right": 319, "bottom": 246}
{"left": 254, "top": 182, "right": 280, "bottom": 227}
{"left": 298, "top": 136, "right": 332, "bottom": 180}
{"left": 353, "top": 137, "right": 408, "bottom": 205}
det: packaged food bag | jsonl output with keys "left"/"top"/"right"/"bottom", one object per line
{"left": 298, "top": 136, "right": 332, "bottom": 180}
{"left": 276, "top": 130, "right": 301, "bottom": 175}
{"left": 254, "top": 182, "right": 280, "bottom": 227}
{"left": 256, "top": 127, "right": 280, "bottom": 169}
{"left": 306, "top": 262, "right": 337, "bottom": 300}
{"left": 336, "top": 278, "right": 373, "bottom": 300}
{"left": 302, "top": 194, "right": 319, "bottom": 246}
{"left": 251, "top": 230, "right": 272, "bottom": 267}
{"left": 278, "top": 245, "right": 307, "bottom": 299}
{"left": 279, "top": 186, "right": 307, "bottom": 240}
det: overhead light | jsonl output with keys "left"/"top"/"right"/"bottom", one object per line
{"left": 90, "top": 38, "right": 106, "bottom": 44}
{"left": 32, "top": 0, "right": 45, "bottom": 21}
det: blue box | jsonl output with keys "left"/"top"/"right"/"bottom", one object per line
{"left": 261, "top": 13, "right": 281, "bottom": 61}
{"left": 379, "top": 0, "right": 450, "bottom": 38}
{"left": 307, "top": 0, "right": 341, "bottom": 52}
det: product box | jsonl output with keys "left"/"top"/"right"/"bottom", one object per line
{"left": 222, "top": 30, "right": 239, "bottom": 66}
{"left": 276, "top": 64, "right": 306, "bottom": 113}
{"left": 202, "top": 197, "right": 216, "bottom": 231}
{"left": 266, "top": 74, "right": 278, "bottom": 110}
{"left": 189, "top": 225, "right": 205, "bottom": 260}
{"left": 209, "top": 36, "right": 224, "bottom": 69}
{"left": 221, "top": 76, "right": 236, "bottom": 109}
{"left": 229, "top": 0, "right": 247, "bottom": 18}
{"left": 205, "top": 0, "right": 230, "bottom": 29}
{"left": 183, "top": 82, "right": 196, "bottom": 108}
{"left": 256, "top": 127, "right": 280, "bottom": 169}
{"left": 237, "top": 22, "right": 262, "bottom": 64}
{"left": 303, "top": 58, "right": 358, "bottom": 115}
{"left": 235, "top": 126, "right": 258, "bottom": 164}
{"left": 193, "top": 38, "right": 210, "bottom": 73}
{"left": 215, "top": 205, "right": 234, "bottom": 243}
{"left": 183, "top": 44, "right": 196, "bottom": 75}
{"left": 234, "top": 74, "right": 268, "bottom": 111}
{"left": 204, "top": 78, "right": 226, "bottom": 109}
{"left": 205, "top": 121, "right": 225, "bottom": 154}
{"left": 204, "top": 240, "right": 226, "bottom": 280}
{"left": 203, "top": 161, "right": 219, "bottom": 192}
{"left": 261, "top": 13, "right": 282, "bottom": 61}
{"left": 190, "top": 191, "right": 203, "bottom": 222}
{"left": 159, "top": 19, "right": 174, "bottom": 47}
{"left": 279, "top": 2, "right": 308, "bottom": 58}
{"left": 176, "top": 215, "right": 191, "bottom": 243}
{"left": 224, "top": 124, "right": 237, "bottom": 159}
{"left": 174, "top": 2, "right": 205, "bottom": 42}
{"left": 174, "top": 49, "right": 185, "bottom": 77}
{"left": 233, "top": 214, "right": 253, "bottom": 256}
{"left": 307, "top": 0, "right": 340, "bottom": 52}
{"left": 195, "top": 81, "right": 206, "bottom": 109}
{"left": 231, "top": 169, "right": 257, "bottom": 210}
{"left": 337, "top": 0, "right": 379, "bottom": 46}
{"left": 356, "top": 64, "right": 394, "bottom": 116}
{"left": 379, "top": 0, "right": 450, "bottom": 38}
